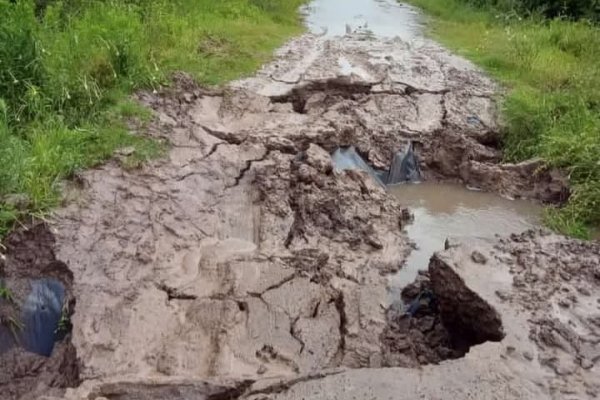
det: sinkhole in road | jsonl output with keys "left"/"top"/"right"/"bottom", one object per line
{"left": 388, "top": 182, "right": 542, "bottom": 298}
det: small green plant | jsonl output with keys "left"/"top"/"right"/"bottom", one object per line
{"left": 55, "top": 305, "right": 71, "bottom": 335}
{"left": 0, "top": 284, "right": 14, "bottom": 303}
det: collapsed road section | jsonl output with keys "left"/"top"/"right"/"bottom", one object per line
{"left": 1, "top": 16, "right": 596, "bottom": 400}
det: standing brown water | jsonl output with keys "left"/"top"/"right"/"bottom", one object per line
{"left": 304, "top": 0, "right": 422, "bottom": 38}
{"left": 388, "top": 182, "right": 542, "bottom": 294}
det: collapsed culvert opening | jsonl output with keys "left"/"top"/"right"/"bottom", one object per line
{"left": 0, "top": 223, "right": 80, "bottom": 400}
{"left": 382, "top": 255, "right": 505, "bottom": 367}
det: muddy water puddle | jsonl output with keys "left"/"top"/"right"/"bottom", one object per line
{"left": 388, "top": 182, "right": 542, "bottom": 297}
{"left": 304, "top": 0, "right": 422, "bottom": 39}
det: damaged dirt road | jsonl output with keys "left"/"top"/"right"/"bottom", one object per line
{"left": 2, "top": 1, "right": 599, "bottom": 399}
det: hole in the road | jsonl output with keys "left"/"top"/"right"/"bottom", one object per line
{"left": 380, "top": 182, "right": 539, "bottom": 365}
{"left": 328, "top": 145, "right": 539, "bottom": 366}
{"left": 388, "top": 182, "right": 541, "bottom": 291}
{"left": 383, "top": 267, "right": 505, "bottom": 365}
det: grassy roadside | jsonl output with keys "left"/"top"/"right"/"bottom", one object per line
{"left": 0, "top": 0, "right": 306, "bottom": 237}
{"left": 406, "top": 0, "right": 600, "bottom": 238}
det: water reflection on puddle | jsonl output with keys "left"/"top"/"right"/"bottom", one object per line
{"left": 304, "top": 0, "right": 422, "bottom": 39}
{"left": 388, "top": 183, "right": 542, "bottom": 295}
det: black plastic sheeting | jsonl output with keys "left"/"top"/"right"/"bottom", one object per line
{"left": 20, "top": 278, "right": 66, "bottom": 357}
{"left": 332, "top": 143, "right": 421, "bottom": 185}
{"left": 387, "top": 142, "right": 421, "bottom": 184}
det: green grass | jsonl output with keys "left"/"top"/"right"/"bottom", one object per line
{"left": 0, "top": 280, "right": 14, "bottom": 303}
{"left": 0, "top": 0, "right": 306, "bottom": 237}
{"left": 407, "top": 0, "right": 600, "bottom": 238}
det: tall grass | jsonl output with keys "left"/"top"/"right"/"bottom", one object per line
{"left": 408, "top": 0, "right": 600, "bottom": 238}
{"left": 0, "top": 0, "right": 306, "bottom": 236}
{"left": 462, "top": 0, "right": 599, "bottom": 21}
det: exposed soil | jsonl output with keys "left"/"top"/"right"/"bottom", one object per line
{"left": 1, "top": 25, "right": 596, "bottom": 400}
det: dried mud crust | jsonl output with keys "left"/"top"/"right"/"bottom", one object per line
{"left": 43, "top": 32, "right": 590, "bottom": 400}
{"left": 0, "top": 224, "right": 79, "bottom": 400}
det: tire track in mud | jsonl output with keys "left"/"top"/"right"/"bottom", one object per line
{"left": 4, "top": 31, "right": 597, "bottom": 400}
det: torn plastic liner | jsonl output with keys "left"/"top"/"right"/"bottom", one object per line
{"left": 332, "top": 143, "right": 421, "bottom": 186}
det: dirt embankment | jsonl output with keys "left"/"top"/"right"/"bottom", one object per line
{"left": 0, "top": 31, "right": 594, "bottom": 400}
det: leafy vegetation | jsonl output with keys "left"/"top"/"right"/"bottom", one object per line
{"left": 464, "top": 0, "right": 599, "bottom": 21}
{"left": 0, "top": 284, "right": 14, "bottom": 303}
{"left": 0, "top": 0, "right": 306, "bottom": 236}
{"left": 408, "top": 0, "right": 600, "bottom": 238}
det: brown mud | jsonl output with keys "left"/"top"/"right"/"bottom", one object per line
{"left": 0, "top": 21, "right": 595, "bottom": 400}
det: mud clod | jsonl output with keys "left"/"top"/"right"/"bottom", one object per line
{"left": 471, "top": 250, "right": 487, "bottom": 264}
{"left": 429, "top": 254, "right": 504, "bottom": 344}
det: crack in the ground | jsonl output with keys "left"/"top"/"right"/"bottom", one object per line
{"left": 207, "top": 380, "right": 255, "bottom": 400}
{"left": 312, "top": 301, "right": 320, "bottom": 318}
{"left": 440, "top": 93, "right": 449, "bottom": 128}
{"left": 271, "top": 80, "right": 374, "bottom": 113}
{"left": 290, "top": 316, "right": 306, "bottom": 355}
{"left": 333, "top": 291, "right": 348, "bottom": 361}
{"left": 284, "top": 202, "right": 307, "bottom": 249}
{"left": 261, "top": 273, "right": 298, "bottom": 295}
{"left": 226, "top": 149, "right": 272, "bottom": 189}
{"left": 156, "top": 283, "right": 198, "bottom": 301}
{"left": 242, "top": 370, "right": 344, "bottom": 398}
{"left": 283, "top": 176, "right": 309, "bottom": 249}
{"left": 376, "top": 84, "right": 450, "bottom": 97}
{"left": 202, "top": 141, "right": 228, "bottom": 160}
{"left": 200, "top": 124, "right": 246, "bottom": 145}
{"left": 247, "top": 291, "right": 273, "bottom": 311}
{"left": 175, "top": 171, "right": 204, "bottom": 182}
{"left": 270, "top": 75, "right": 302, "bottom": 85}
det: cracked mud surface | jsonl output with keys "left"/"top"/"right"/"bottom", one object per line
{"left": 5, "top": 21, "right": 595, "bottom": 400}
